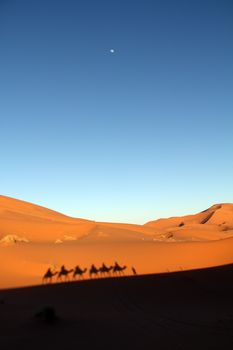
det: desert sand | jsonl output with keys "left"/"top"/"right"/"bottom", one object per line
{"left": 0, "top": 195, "right": 233, "bottom": 349}
{"left": 0, "top": 195, "right": 233, "bottom": 289}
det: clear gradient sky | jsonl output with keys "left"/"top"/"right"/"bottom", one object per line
{"left": 0, "top": 0, "right": 232, "bottom": 223}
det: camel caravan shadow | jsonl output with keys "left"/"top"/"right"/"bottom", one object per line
{"left": 42, "top": 263, "right": 137, "bottom": 284}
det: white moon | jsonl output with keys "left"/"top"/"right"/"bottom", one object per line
{"left": 110, "top": 49, "right": 115, "bottom": 53}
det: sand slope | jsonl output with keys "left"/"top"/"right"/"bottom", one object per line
{"left": 0, "top": 195, "right": 96, "bottom": 243}
{"left": 0, "top": 236, "right": 233, "bottom": 289}
{"left": 0, "top": 196, "right": 156, "bottom": 243}
{"left": 145, "top": 203, "right": 233, "bottom": 241}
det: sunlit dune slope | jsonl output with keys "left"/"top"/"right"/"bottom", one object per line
{"left": 78, "top": 222, "right": 157, "bottom": 241}
{"left": 145, "top": 203, "right": 233, "bottom": 241}
{"left": 0, "top": 195, "right": 95, "bottom": 242}
{"left": 0, "top": 195, "right": 158, "bottom": 243}
{"left": 1, "top": 236, "right": 233, "bottom": 289}
{"left": 145, "top": 203, "right": 233, "bottom": 228}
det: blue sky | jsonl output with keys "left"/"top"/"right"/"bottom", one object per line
{"left": 0, "top": 0, "right": 232, "bottom": 223}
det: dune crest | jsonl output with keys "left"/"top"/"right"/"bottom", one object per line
{"left": 145, "top": 203, "right": 233, "bottom": 241}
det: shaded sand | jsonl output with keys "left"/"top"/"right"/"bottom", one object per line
{"left": 0, "top": 264, "right": 232, "bottom": 350}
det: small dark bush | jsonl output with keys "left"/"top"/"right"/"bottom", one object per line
{"left": 179, "top": 222, "right": 184, "bottom": 227}
{"left": 35, "top": 306, "right": 58, "bottom": 324}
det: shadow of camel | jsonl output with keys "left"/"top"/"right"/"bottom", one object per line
{"left": 112, "top": 262, "right": 127, "bottom": 276}
{"left": 57, "top": 265, "right": 74, "bottom": 282}
{"left": 42, "top": 268, "right": 58, "bottom": 284}
{"left": 89, "top": 264, "right": 99, "bottom": 278}
{"left": 73, "top": 266, "right": 87, "bottom": 280}
{"left": 99, "top": 263, "right": 113, "bottom": 277}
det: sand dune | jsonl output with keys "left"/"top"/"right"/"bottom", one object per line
{"left": 1, "top": 196, "right": 233, "bottom": 244}
{"left": 0, "top": 195, "right": 95, "bottom": 243}
{"left": 0, "top": 195, "right": 233, "bottom": 289}
{"left": 145, "top": 203, "right": 233, "bottom": 228}
{"left": 0, "top": 195, "right": 156, "bottom": 243}
{"left": 145, "top": 203, "right": 233, "bottom": 241}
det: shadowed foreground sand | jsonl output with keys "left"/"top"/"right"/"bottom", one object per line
{"left": 0, "top": 264, "right": 233, "bottom": 350}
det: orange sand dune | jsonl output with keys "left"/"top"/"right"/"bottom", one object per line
{"left": 0, "top": 195, "right": 96, "bottom": 243}
{"left": 146, "top": 203, "right": 233, "bottom": 229}
{"left": 145, "top": 203, "right": 233, "bottom": 241}
{"left": 0, "top": 195, "right": 233, "bottom": 289}
{"left": 0, "top": 195, "right": 157, "bottom": 243}
{"left": 1, "top": 196, "right": 233, "bottom": 244}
